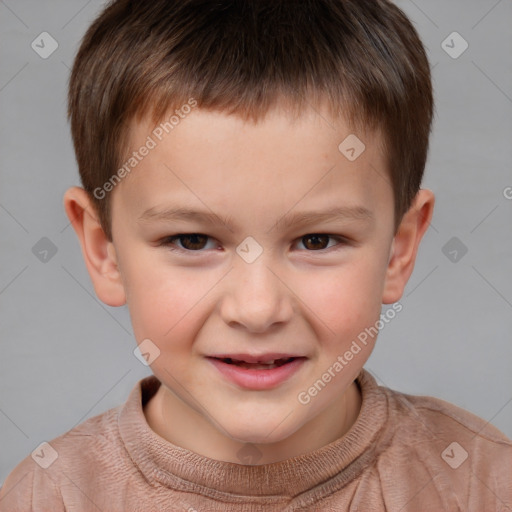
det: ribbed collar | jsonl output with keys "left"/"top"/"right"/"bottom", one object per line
{"left": 118, "top": 368, "right": 387, "bottom": 499}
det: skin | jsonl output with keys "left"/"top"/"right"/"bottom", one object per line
{"left": 63, "top": 102, "right": 434, "bottom": 465}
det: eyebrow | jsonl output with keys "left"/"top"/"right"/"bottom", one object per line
{"left": 137, "top": 205, "right": 373, "bottom": 231}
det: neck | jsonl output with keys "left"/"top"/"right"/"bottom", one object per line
{"left": 144, "top": 379, "right": 362, "bottom": 464}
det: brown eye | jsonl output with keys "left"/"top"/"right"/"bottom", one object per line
{"left": 179, "top": 234, "right": 209, "bottom": 250}
{"left": 163, "top": 233, "right": 213, "bottom": 251}
{"left": 301, "top": 234, "right": 331, "bottom": 250}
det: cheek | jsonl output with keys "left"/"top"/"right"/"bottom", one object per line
{"left": 126, "top": 268, "right": 206, "bottom": 379}
{"left": 122, "top": 254, "right": 213, "bottom": 343}
{"left": 298, "top": 257, "right": 385, "bottom": 342}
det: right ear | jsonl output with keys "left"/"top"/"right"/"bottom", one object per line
{"left": 63, "top": 186, "right": 126, "bottom": 307}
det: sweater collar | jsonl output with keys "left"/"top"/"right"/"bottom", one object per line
{"left": 118, "top": 368, "right": 387, "bottom": 498}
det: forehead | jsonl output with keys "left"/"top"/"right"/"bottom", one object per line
{"left": 112, "top": 105, "right": 392, "bottom": 230}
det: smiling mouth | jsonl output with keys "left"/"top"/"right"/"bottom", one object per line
{"left": 215, "top": 357, "right": 297, "bottom": 370}
{"left": 207, "top": 356, "right": 307, "bottom": 389}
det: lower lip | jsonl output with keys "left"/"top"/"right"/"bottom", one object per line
{"left": 207, "top": 357, "right": 306, "bottom": 390}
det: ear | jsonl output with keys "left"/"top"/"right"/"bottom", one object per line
{"left": 63, "top": 186, "right": 126, "bottom": 307}
{"left": 382, "top": 189, "right": 435, "bottom": 304}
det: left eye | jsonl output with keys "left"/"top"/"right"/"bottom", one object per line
{"left": 159, "top": 233, "right": 346, "bottom": 253}
{"left": 297, "top": 234, "right": 342, "bottom": 251}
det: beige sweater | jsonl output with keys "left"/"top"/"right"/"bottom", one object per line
{"left": 1, "top": 369, "right": 511, "bottom": 511}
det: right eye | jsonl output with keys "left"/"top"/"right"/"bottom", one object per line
{"left": 159, "top": 233, "right": 218, "bottom": 253}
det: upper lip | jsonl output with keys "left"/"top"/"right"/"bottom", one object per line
{"left": 208, "top": 353, "right": 304, "bottom": 364}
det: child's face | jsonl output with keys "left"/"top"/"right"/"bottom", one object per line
{"left": 68, "top": 103, "right": 432, "bottom": 460}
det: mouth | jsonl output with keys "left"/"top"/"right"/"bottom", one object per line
{"left": 206, "top": 354, "right": 307, "bottom": 390}
{"left": 208, "top": 352, "right": 304, "bottom": 369}
{"left": 215, "top": 356, "right": 297, "bottom": 370}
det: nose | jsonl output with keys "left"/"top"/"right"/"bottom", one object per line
{"left": 219, "top": 256, "right": 294, "bottom": 333}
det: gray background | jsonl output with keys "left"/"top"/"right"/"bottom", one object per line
{"left": 1, "top": 0, "right": 511, "bottom": 486}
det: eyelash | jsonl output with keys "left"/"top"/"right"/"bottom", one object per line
{"left": 158, "top": 233, "right": 349, "bottom": 255}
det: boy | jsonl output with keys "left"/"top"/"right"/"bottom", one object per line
{"left": 1, "top": 0, "right": 511, "bottom": 510}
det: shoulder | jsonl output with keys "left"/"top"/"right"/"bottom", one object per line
{"left": 374, "top": 381, "right": 512, "bottom": 510}
{"left": 0, "top": 405, "right": 122, "bottom": 511}
{"left": 383, "top": 384, "right": 512, "bottom": 447}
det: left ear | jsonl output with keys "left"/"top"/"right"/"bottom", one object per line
{"left": 382, "top": 189, "right": 435, "bottom": 304}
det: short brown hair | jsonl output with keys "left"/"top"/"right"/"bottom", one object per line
{"left": 68, "top": 0, "right": 433, "bottom": 241}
